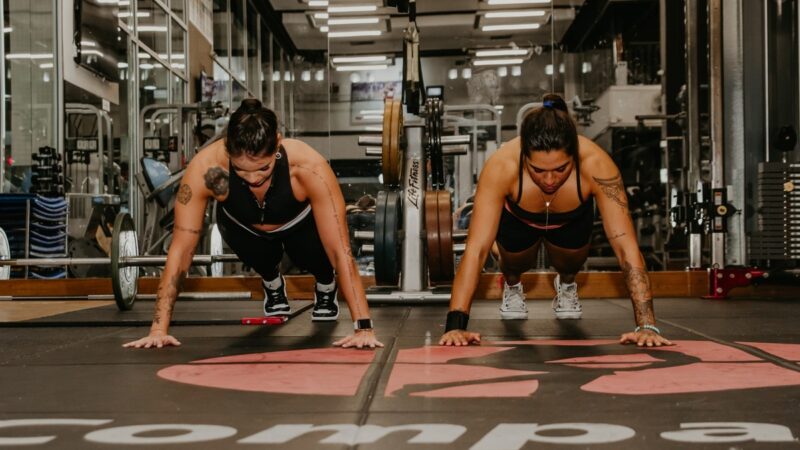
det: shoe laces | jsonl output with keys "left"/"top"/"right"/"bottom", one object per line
{"left": 315, "top": 289, "right": 336, "bottom": 309}
{"left": 553, "top": 278, "right": 579, "bottom": 310}
{"left": 264, "top": 284, "right": 287, "bottom": 305}
{"left": 502, "top": 284, "right": 526, "bottom": 310}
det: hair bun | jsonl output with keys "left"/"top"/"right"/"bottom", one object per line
{"left": 542, "top": 94, "right": 568, "bottom": 113}
{"left": 239, "top": 98, "right": 262, "bottom": 113}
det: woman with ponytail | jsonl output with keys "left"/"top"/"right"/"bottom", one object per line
{"left": 439, "top": 93, "right": 672, "bottom": 348}
{"left": 125, "top": 98, "right": 382, "bottom": 350}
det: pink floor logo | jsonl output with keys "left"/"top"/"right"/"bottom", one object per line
{"left": 157, "top": 340, "right": 800, "bottom": 397}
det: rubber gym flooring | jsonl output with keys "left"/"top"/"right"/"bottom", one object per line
{"left": 1, "top": 297, "right": 800, "bottom": 449}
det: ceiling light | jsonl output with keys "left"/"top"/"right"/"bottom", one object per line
{"left": 473, "top": 58, "right": 524, "bottom": 66}
{"left": 314, "top": 12, "right": 329, "bottom": 19}
{"left": 462, "top": 68, "right": 472, "bottom": 79}
{"left": 138, "top": 25, "right": 168, "bottom": 33}
{"left": 308, "top": 0, "right": 329, "bottom": 6}
{"left": 485, "top": 10, "right": 546, "bottom": 18}
{"left": 475, "top": 49, "right": 528, "bottom": 57}
{"left": 320, "top": 26, "right": 329, "bottom": 32}
{"left": 301, "top": 70, "right": 311, "bottom": 81}
{"left": 118, "top": 62, "right": 129, "bottom": 69}
{"left": 143, "top": 85, "right": 157, "bottom": 91}
{"left": 448, "top": 68, "right": 458, "bottom": 80}
{"left": 487, "top": 0, "right": 550, "bottom": 4}
{"left": 39, "top": 63, "right": 54, "bottom": 69}
{"left": 497, "top": 66, "right": 508, "bottom": 77}
{"left": 328, "top": 17, "right": 380, "bottom": 25}
{"left": 350, "top": 73, "right": 361, "bottom": 83}
{"left": 328, "top": 5, "right": 378, "bottom": 13}
{"left": 328, "top": 30, "right": 382, "bottom": 38}
{"left": 335, "top": 64, "right": 389, "bottom": 71}
{"left": 482, "top": 23, "right": 541, "bottom": 31}
{"left": 582, "top": 62, "right": 592, "bottom": 73}
{"left": 359, "top": 109, "right": 384, "bottom": 115}
{"left": 511, "top": 65, "right": 522, "bottom": 76}
{"left": 331, "top": 55, "right": 387, "bottom": 63}
{"left": 273, "top": 71, "right": 280, "bottom": 81}
{"left": 545, "top": 64, "right": 553, "bottom": 75}
{"left": 139, "top": 63, "right": 154, "bottom": 69}
{"left": 315, "top": 69, "right": 325, "bottom": 81}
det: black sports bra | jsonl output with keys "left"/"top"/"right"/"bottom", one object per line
{"left": 505, "top": 149, "right": 593, "bottom": 226}
{"left": 220, "top": 146, "right": 309, "bottom": 226}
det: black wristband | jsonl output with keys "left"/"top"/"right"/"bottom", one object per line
{"left": 445, "top": 311, "right": 469, "bottom": 332}
{"left": 353, "top": 318, "right": 373, "bottom": 331}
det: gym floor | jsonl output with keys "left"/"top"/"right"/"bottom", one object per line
{"left": 2, "top": 297, "right": 800, "bottom": 449}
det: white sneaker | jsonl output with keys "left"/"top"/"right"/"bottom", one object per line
{"left": 500, "top": 281, "right": 528, "bottom": 320}
{"left": 552, "top": 275, "right": 582, "bottom": 319}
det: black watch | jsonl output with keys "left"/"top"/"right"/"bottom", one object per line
{"left": 353, "top": 318, "right": 374, "bottom": 331}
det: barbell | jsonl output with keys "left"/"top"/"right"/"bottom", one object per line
{"left": 0, "top": 213, "right": 235, "bottom": 311}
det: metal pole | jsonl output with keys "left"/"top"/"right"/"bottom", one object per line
{"left": 709, "top": 0, "right": 725, "bottom": 268}
{"left": 401, "top": 124, "right": 424, "bottom": 292}
{"left": 0, "top": 0, "right": 5, "bottom": 192}
{"left": 685, "top": 0, "right": 703, "bottom": 269}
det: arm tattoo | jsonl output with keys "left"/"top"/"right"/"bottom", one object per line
{"left": 609, "top": 231, "right": 626, "bottom": 240}
{"left": 173, "top": 225, "right": 201, "bottom": 235}
{"left": 593, "top": 174, "right": 628, "bottom": 210}
{"left": 204, "top": 167, "right": 229, "bottom": 196}
{"left": 621, "top": 261, "right": 655, "bottom": 326}
{"left": 177, "top": 184, "right": 192, "bottom": 205}
{"left": 153, "top": 269, "right": 187, "bottom": 326}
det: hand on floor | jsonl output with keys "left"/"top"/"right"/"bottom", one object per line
{"left": 333, "top": 330, "right": 384, "bottom": 349}
{"left": 619, "top": 330, "right": 673, "bottom": 347}
{"left": 123, "top": 332, "right": 182, "bottom": 349}
{"left": 439, "top": 330, "right": 481, "bottom": 346}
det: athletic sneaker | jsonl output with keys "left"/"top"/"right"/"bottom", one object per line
{"left": 500, "top": 281, "right": 528, "bottom": 320}
{"left": 552, "top": 275, "right": 582, "bottom": 319}
{"left": 263, "top": 275, "right": 291, "bottom": 317}
{"left": 312, "top": 281, "right": 339, "bottom": 321}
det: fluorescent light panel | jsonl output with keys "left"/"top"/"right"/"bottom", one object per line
{"left": 308, "top": 0, "right": 329, "bottom": 6}
{"left": 335, "top": 64, "right": 388, "bottom": 71}
{"left": 485, "top": 10, "right": 546, "bottom": 18}
{"left": 482, "top": 23, "right": 541, "bottom": 31}
{"left": 332, "top": 55, "right": 387, "bottom": 63}
{"left": 328, "top": 17, "right": 380, "bottom": 25}
{"left": 475, "top": 49, "right": 528, "bottom": 57}
{"left": 473, "top": 58, "right": 524, "bottom": 66}
{"left": 327, "top": 5, "right": 378, "bottom": 13}
{"left": 487, "top": 0, "right": 550, "bottom": 4}
{"left": 328, "top": 30, "right": 381, "bottom": 38}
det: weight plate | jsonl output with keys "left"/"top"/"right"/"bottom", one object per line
{"left": 210, "top": 223, "right": 224, "bottom": 277}
{"left": 374, "top": 191, "right": 401, "bottom": 286}
{"left": 382, "top": 101, "right": 393, "bottom": 186}
{"left": 436, "top": 190, "right": 455, "bottom": 283}
{"left": 384, "top": 191, "right": 401, "bottom": 286}
{"left": 111, "top": 212, "right": 139, "bottom": 311}
{"left": 425, "top": 191, "right": 442, "bottom": 283}
{"left": 0, "top": 227, "right": 10, "bottom": 280}
{"left": 388, "top": 99, "right": 403, "bottom": 186}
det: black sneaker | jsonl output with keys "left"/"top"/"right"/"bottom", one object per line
{"left": 263, "top": 276, "right": 291, "bottom": 317}
{"left": 311, "top": 283, "right": 339, "bottom": 321}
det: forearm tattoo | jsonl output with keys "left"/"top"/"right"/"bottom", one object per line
{"left": 204, "top": 167, "right": 229, "bottom": 196}
{"left": 153, "top": 269, "right": 187, "bottom": 326}
{"left": 593, "top": 174, "right": 628, "bottom": 210}
{"left": 177, "top": 184, "right": 192, "bottom": 205}
{"left": 293, "top": 163, "right": 362, "bottom": 316}
{"left": 621, "top": 261, "right": 655, "bottom": 326}
{"left": 609, "top": 231, "right": 626, "bottom": 240}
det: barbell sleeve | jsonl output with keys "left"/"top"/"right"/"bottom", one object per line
{"left": 358, "top": 136, "right": 384, "bottom": 146}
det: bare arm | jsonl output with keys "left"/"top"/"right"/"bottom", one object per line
{"left": 438, "top": 155, "right": 509, "bottom": 347}
{"left": 295, "top": 148, "right": 382, "bottom": 349}
{"left": 588, "top": 141, "right": 672, "bottom": 346}
{"left": 124, "top": 162, "right": 213, "bottom": 348}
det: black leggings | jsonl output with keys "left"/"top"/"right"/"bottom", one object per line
{"left": 216, "top": 207, "right": 335, "bottom": 284}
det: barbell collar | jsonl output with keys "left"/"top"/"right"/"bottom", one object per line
{"left": 359, "top": 136, "right": 384, "bottom": 146}
{"left": 354, "top": 230, "right": 375, "bottom": 240}
{"left": 361, "top": 244, "right": 374, "bottom": 253}
{"left": 441, "top": 135, "right": 471, "bottom": 146}
{"left": 442, "top": 146, "right": 469, "bottom": 155}
{"left": 364, "top": 147, "right": 383, "bottom": 157}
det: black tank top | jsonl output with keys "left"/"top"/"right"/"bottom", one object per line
{"left": 505, "top": 149, "right": 593, "bottom": 226}
{"left": 220, "top": 146, "right": 309, "bottom": 225}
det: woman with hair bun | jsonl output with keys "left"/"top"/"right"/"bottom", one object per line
{"left": 439, "top": 93, "right": 672, "bottom": 348}
{"left": 125, "top": 98, "right": 382, "bottom": 350}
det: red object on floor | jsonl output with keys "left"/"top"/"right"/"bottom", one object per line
{"left": 241, "top": 316, "right": 288, "bottom": 325}
{"left": 705, "top": 267, "right": 768, "bottom": 299}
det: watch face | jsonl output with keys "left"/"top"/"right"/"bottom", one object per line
{"left": 355, "top": 319, "right": 373, "bottom": 330}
